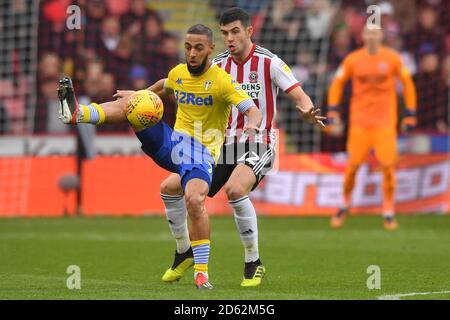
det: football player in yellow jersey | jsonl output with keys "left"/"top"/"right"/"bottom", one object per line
{"left": 57, "top": 24, "right": 262, "bottom": 289}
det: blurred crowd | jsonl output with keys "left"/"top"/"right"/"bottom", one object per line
{"left": 35, "top": 0, "right": 180, "bottom": 133}
{"left": 321, "top": 0, "right": 450, "bottom": 151}
{"left": 234, "top": 0, "right": 449, "bottom": 151}
{"left": 0, "top": 0, "right": 448, "bottom": 151}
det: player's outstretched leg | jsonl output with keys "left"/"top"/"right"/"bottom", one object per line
{"left": 58, "top": 76, "right": 82, "bottom": 124}
{"left": 57, "top": 76, "right": 128, "bottom": 125}
{"left": 58, "top": 76, "right": 106, "bottom": 125}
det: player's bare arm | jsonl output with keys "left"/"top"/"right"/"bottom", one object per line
{"left": 113, "top": 78, "right": 171, "bottom": 100}
{"left": 288, "top": 86, "right": 326, "bottom": 128}
{"left": 242, "top": 106, "right": 262, "bottom": 133}
{"left": 397, "top": 65, "right": 418, "bottom": 133}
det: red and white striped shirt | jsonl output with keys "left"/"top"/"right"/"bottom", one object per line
{"left": 212, "top": 44, "right": 301, "bottom": 147}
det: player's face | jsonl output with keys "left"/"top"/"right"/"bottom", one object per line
{"left": 362, "top": 27, "right": 384, "bottom": 50}
{"left": 220, "top": 20, "right": 253, "bottom": 56}
{"left": 185, "top": 33, "right": 214, "bottom": 75}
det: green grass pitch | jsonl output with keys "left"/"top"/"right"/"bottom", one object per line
{"left": 1, "top": 215, "right": 450, "bottom": 300}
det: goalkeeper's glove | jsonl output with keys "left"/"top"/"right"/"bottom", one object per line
{"left": 401, "top": 109, "right": 417, "bottom": 133}
{"left": 323, "top": 106, "right": 344, "bottom": 137}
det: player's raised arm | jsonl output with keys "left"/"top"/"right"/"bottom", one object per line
{"left": 395, "top": 57, "right": 418, "bottom": 132}
{"left": 328, "top": 59, "right": 351, "bottom": 109}
{"left": 287, "top": 86, "right": 326, "bottom": 128}
{"left": 324, "top": 57, "right": 352, "bottom": 136}
{"left": 149, "top": 78, "right": 172, "bottom": 97}
{"left": 269, "top": 56, "right": 325, "bottom": 128}
{"left": 113, "top": 78, "right": 172, "bottom": 100}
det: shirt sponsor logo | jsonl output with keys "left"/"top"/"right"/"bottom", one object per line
{"left": 240, "top": 83, "right": 262, "bottom": 99}
{"left": 174, "top": 90, "right": 213, "bottom": 106}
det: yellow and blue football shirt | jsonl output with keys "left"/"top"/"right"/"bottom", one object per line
{"left": 164, "top": 63, "right": 254, "bottom": 162}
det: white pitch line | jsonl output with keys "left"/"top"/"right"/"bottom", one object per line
{"left": 378, "top": 290, "right": 450, "bottom": 300}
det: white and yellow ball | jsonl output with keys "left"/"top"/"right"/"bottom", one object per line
{"left": 126, "top": 90, "right": 164, "bottom": 131}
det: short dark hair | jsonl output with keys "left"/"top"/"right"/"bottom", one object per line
{"left": 186, "top": 24, "right": 213, "bottom": 42}
{"left": 219, "top": 7, "right": 250, "bottom": 27}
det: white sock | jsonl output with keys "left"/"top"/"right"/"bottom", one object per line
{"left": 160, "top": 193, "right": 190, "bottom": 254}
{"left": 229, "top": 195, "right": 259, "bottom": 263}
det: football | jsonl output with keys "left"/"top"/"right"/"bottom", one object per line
{"left": 125, "top": 89, "right": 164, "bottom": 131}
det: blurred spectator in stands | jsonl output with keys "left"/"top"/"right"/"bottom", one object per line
{"left": 414, "top": 44, "right": 447, "bottom": 133}
{"left": 38, "top": 0, "right": 71, "bottom": 57}
{"left": 210, "top": 0, "right": 238, "bottom": 21}
{"left": 292, "top": 51, "right": 314, "bottom": 90}
{"left": 105, "top": 35, "right": 135, "bottom": 89}
{"left": 437, "top": 54, "right": 450, "bottom": 133}
{"left": 161, "top": 33, "right": 179, "bottom": 58}
{"left": 257, "top": 0, "right": 304, "bottom": 65}
{"left": 0, "top": 102, "right": 9, "bottom": 134}
{"left": 159, "top": 34, "right": 182, "bottom": 128}
{"left": 443, "top": 55, "right": 450, "bottom": 88}
{"left": 96, "top": 73, "right": 116, "bottom": 103}
{"left": 83, "top": 60, "right": 104, "bottom": 100}
{"left": 129, "top": 65, "right": 149, "bottom": 91}
{"left": 321, "top": 24, "right": 354, "bottom": 152}
{"left": 105, "top": 0, "right": 130, "bottom": 16}
{"left": 406, "top": 4, "right": 445, "bottom": 60}
{"left": 38, "top": 52, "right": 61, "bottom": 81}
{"left": 239, "top": 0, "right": 271, "bottom": 15}
{"left": 390, "top": 0, "right": 416, "bottom": 34}
{"left": 132, "top": 15, "right": 175, "bottom": 86}
{"left": 133, "top": 13, "right": 165, "bottom": 65}
{"left": 96, "top": 73, "right": 129, "bottom": 133}
{"left": 306, "top": 0, "right": 334, "bottom": 42}
{"left": 85, "top": 0, "right": 108, "bottom": 51}
{"left": 338, "top": 1, "right": 366, "bottom": 46}
{"left": 81, "top": 14, "right": 122, "bottom": 96}
{"left": 144, "top": 13, "right": 164, "bottom": 43}
{"left": 327, "top": 24, "right": 355, "bottom": 72}
{"left": 35, "top": 74, "right": 69, "bottom": 133}
{"left": 95, "top": 16, "right": 122, "bottom": 58}
{"left": 378, "top": 2, "right": 399, "bottom": 35}
{"left": 416, "top": 0, "right": 450, "bottom": 46}
{"left": 121, "top": 0, "right": 159, "bottom": 37}
{"left": 160, "top": 33, "right": 181, "bottom": 69}
{"left": 77, "top": 62, "right": 127, "bottom": 132}
{"left": 35, "top": 53, "right": 64, "bottom": 133}
{"left": 60, "top": 27, "right": 83, "bottom": 77}
{"left": 384, "top": 23, "right": 417, "bottom": 75}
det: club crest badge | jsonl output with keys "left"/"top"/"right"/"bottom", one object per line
{"left": 249, "top": 71, "right": 258, "bottom": 83}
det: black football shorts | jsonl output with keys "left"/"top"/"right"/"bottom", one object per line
{"left": 208, "top": 142, "right": 275, "bottom": 197}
